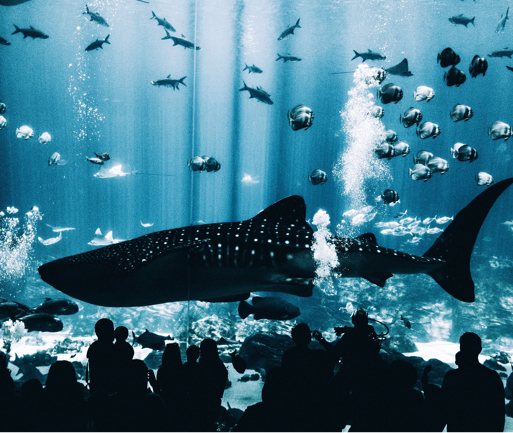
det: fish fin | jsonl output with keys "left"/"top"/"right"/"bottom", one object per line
{"left": 437, "top": 53, "right": 441, "bottom": 64}
{"left": 351, "top": 50, "right": 360, "bottom": 61}
{"left": 201, "top": 293, "right": 250, "bottom": 303}
{"left": 253, "top": 314, "right": 264, "bottom": 320}
{"left": 250, "top": 195, "right": 309, "bottom": 227}
{"left": 238, "top": 300, "right": 252, "bottom": 319}
{"left": 296, "top": 18, "right": 301, "bottom": 28}
{"left": 362, "top": 272, "right": 393, "bottom": 287}
{"left": 423, "top": 177, "right": 513, "bottom": 302}
{"left": 252, "top": 296, "right": 264, "bottom": 304}
{"left": 151, "top": 11, "right": 156, "bottom": 18}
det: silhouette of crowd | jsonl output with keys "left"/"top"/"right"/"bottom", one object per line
{"left": 0, "top": 312, "right": 506, "bottom": 431}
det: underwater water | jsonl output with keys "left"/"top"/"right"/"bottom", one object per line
{"left": 1, "top": 0, "right": 513, "bottom": 417}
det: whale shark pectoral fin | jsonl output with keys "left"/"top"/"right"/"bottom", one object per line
{"left": 362, "top": 272, "right": 393, "bottom": 287}
{"left": 201, "top": 293, "right": 251, "bottom": 303}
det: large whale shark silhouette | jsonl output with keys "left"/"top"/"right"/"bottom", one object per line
{"left": 38, "top": 178, "right": 513, "bottom": 307}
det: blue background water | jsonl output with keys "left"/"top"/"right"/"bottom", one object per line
{"left": 1, "top": 0, "right": 513, "bottom": 352}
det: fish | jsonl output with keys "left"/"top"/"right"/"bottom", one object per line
{"left": 239, "top": 81, "right": 274, "bottom": 105}
{"left": 141, "top": 221, "right": 155, "bottom": 228}
{"left": 506, "top": 65, "right": 513, "bottom": 72}
{"left": 400, "top": 107, "right": 422, "bottom": 128}
{"left": 94, "top": 165, "right": 134, "bottom": 178}
{"left": 276, "top": 54, "right": 302, "bottom": 62}
{"left": 426, "top": 227, "right": 443, "bottom": 235}
{"left": 427, "top": 157, "right": 449, "bottom": 175}
{"left": 377, "top": 189, "right": 400, "bottom": 205}
{"left": 381, "top": 229, "right": 394, "bottom": 235}
{"left": 19, "top": 313, "right": 63, "bottom": 332}
{"left": 469, "top": 55, "right": 488, "bottom": 78}
{"left": 413, "top": 150, "right": 433, "bottom": 165}
{"left": 422, "top": 218, "right": 436, "bottom": 225}
{"left": 83, "top": 5, "right": 109, "bottom": 27}
{"left": 400, "top": 217, "right": 415, "bottom": 225}
{"left": 33, "top": 298, "right": 79, "bottom": 315}
{"left": 444, "top": 66, "right": 466, "bottom": 87}
{"left": 450, "top": 104, "right": 473, "bottom": 122}
{"left": 243, "top": 64, "right": 263, "bottom": 74}
{"left": 0, "top": 0, "right": 32, "bottom": 5}
{"left": 395, "top": 211, "right": 407, "bottom": 219}
{"left": 417, "top": 122, "right": 441, "bottom": 139}
{"left": 94, "top": 152, "right": 110, "bottom": 161}
{"left": 476, "top": 172, "right": 494, "bottom": 187}
{"left": 400, "top": 315, "right": 412, "bottom": 329}
{"left": 288, "top": 105, "right": 314, "bottom": 131}
{"left": 369, "top": 106, "right": 384, "bottom": 119}
{"left": 385, "top": 58, "right": 413, "bottom": 77}
{"left": 351, "top": 49, "right": 386, "bottom": 62}
{"left": 238, "top": 296, "right": 300, "bottom": 320}
{"left": 488, "top": 121, "right": 511, "bottom": 141}
{"left": 150, "top": 11, "right": 175, "bottom": 32}
{"left": 48, "top": 152, "right": 67, "bottom": 166}
{"left": 38, "top": 180, "right": 513, "bottom": 306}
{"left": 409, "top": 164, "right": 432, "bottom": 181}
{"left": 376, "top": 221, "right": 400, "bottom": 229}
{"left": 410, "top": 226, "right": 426, "bottom": 236}
{"left": 203, "top": 156, "right": 221, "bottom": 172}
{"left": 45, "top": 224, "right": 76, "bottom": 232}
{"left": 188, "top": 156, "right": 206, "bottom": 172}
{"left": 436, "top": 216, "right": 453, "bottom": 225}
{"left": 0, "top": 300, "right": 32, "bottom": 321}
{"left": 278, "top": 18, "right": 301, "bottom": 41}
{"left": 0, "top": 102, "right": 6, "bottom": 114}
{"left": 0, "top": 36, "right": 10, "bottom": 46}
{"left": 132, "top": 329, "right": 173, "bottom": 350}
{"left": 86, "top": 156, "right": 104, "bottom": 165}
{"left": 449, "top": 14, "right": 475, "bottom": 27}
{"left": 392, "top": 226, "right": 410, "bottom": 236}
{"left": 309, "top": 169, "right": 327, "bottom": 185}
{"left": 377, "top": 83, "right": 403, "bottom": 104}
{"left": 85, "top": 34, "right": 110, "bottom": 51}
{"left": 496, "top": 7, "right": 509, "bottom": 34}
{"left": 88, "top": 228, "right": 123, "bottom": 246}
{"left": 450, "top": 143, "right": 478, "bottom": 162}
{"left": 0, "top": 116, "right": 7, "bottom": 129}
{"left": 16, "top": 125, "right": 34, "bottom": 140}
{"left": 414, "top": 86, "right": 435, "bottom": 102}
{"left": 12, "top": 24, "right": 48, "bottom": 39}
{"left": 437, "top": 48, "right": 460, "bottom": 68}
{"left": 38, "top": 132, "right": 51, "bottom": 144}
{"left": 375, "top": 143, "right": 395, "bottom": 159}
{"left": 38, "top": 232, "right": 62, "bottom": 246}
{"left": 162, "top": 31, "right": 200, "bottom": 50}
{"left": 230, "top": 351, "right": 247, "bottom": 374}
{"left": 384, "top": 130, "right": 398, "bottom": 143}
{"left": 488, "top": 48, "right": 513, "bottom": 58}
{"left": 151, "top": 75, "right": 186, "bottom": 90}
{"left": 391, "top": 141, "right": 410, "bottom": 157}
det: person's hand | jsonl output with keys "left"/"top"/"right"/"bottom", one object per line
{"left": 334, "top": 326, "right": 349, "bottom": 336}
{"left": 312, "top": 330, "right": 323, "bottom": 341}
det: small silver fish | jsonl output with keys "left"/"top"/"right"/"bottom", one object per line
{"left": 476, "top": 172, "right": 494, "bottom": 186}
{"left": 409, "top": 164, "right": 432, "bottom": 181}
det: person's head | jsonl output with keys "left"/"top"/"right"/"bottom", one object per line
{"left": 114, "top": 326, "right": 129, "bottom": 343}
{"left": 388, "top": 360, "right": 417, "bottom": 391}
{"left": 45, "top": 361, "right": 77, "bottom": 394}
{"left": 127, "top": 360, "right": 149, "bottom": 393}
{"left": 199, "top": 338, "right": 219, "bottom": 362}
{"left": 291, "top": 322, "right": 311, "bottom": 348}
{"left": 162, "top": 343, "right": 182, "bottom": 368}
{"left": 459, "top": 332, "right": 482, "bottom": 358}
{"left": 186, "top": 345, "right": 200, "bottom": 363}
{"left": 352, "top": 308, "right": 369, "bottom": 328}
{"left": 94, "top": 318, "right": 114, "bottom": 342}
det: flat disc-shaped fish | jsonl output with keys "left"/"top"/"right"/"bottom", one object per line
{"left": 488, "top": 121, "right": 511, "bottom": 141}
{"left": 400, "top": 107, "right": 422, "bottom": 128}
{"left": 476, "top": 172, "right": 494, "bottom": 186}
{"left": 450, "top": 104, "right": 473, "bottom": 122}
{"left": 381, "top": 189, "right": 400, "bottom": 205}
{"left": 377, "top": 83, "right": 403, "bottom": 104}
{"left": 413, "top": 150, "right": 433, "bottom": 165}
{"left": 438, "top": 48, "right": 461, "bottom": 68}
{"left": 444, "top": 66, "right": 466, "bottom": 87}
{"left": 469, "top": 55, "right": 488, "bottom": 78}
{"left": 309, "top": 169, "right": 327, "bottom": 185}
{"left": 288, "top": 105, "right": 314, "bottom": 131}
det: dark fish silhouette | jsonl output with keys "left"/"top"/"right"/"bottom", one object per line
{"left": 230, "top": 351, "right": 247, "bottom": 374}
{"left": 488, "top": 48, "right": 513, "bottom": 58}
{"left": 243, "top": 64, "right": 263, "bottom": 74}
{"left": 132, "top": 329, "right": 173, "bottom": 350}
{"left": 276, "top": 53, "right": 302, "bottom": 62}
{"left": 385, "top": 58, "right": 413, "bottom": 76}
{"left": 94, "top": 152, "right": 110, "bottom": 161}
{"left": 288, "top": 105, "right": 314, "bottom": 131}
{"left": 400, "top": 315, "right": 412, "bottom": 329}
{"left": 352, "top": 49, "right": 386, "bottom": 62}
{"left": 496, "top": 7, "right": 509, "bottom": 34}
{"left": 12, "top": 24, "right": 48, "bottom": 39}
{"left": 0, "top": 0, "right": 31, "bottom": 5}
{"left": 238, "top": 296, "right": 300, "bottom": 320}
{"left": 507, "top": 65, "right": 513, "bottom": 72}
{"left": 0, "top": 36, "right": 10, "bottom": 45}
{"left": 239, "top": 81, "right": 273, "bottom": 105}
{"left": 309, "top": 169, "right": 327, "bottom": 186}
{"left": 469, "top": 55, "right": 488, "bottom": 78}
{"left": 0, "top": 300, "right": 31, "bottom": 321}
{"left": 38, "top": 179, "right": 513, "bottom": 305}
{"left": 380, "top": 189, "right": 400, "bottom": 205}
{"left": 162, "top": 31, "right": 200, "bottom": 50}
{"left": 278, "top": 18, "right": 301, "bottom": 41}
{"left": 151, "top": 11, "right": 175, "bottom": 32}
{"left": 33, "top": 298, "right": 79, "bottom": 315}
{"left": 85, "top": 34, "right": 110, "bottom": 51}
{"left": 448, "top": 14, "right": 475, "bottom": 27}
{"left": 377, "top": 83, "right": 403, "bottom": 104}
{"left": 437, "top": 48, "right": 460, "bottom": 67}
{"left": 83, "top": 5, "right": 109, "bottom": 27}
{"left": 151, "top": 76, "right": 186, "bottom": 90}
{"left": 444, "top": 66, "right": 466, "bottom": 87}
{"left": 19, "top": 313, "right": 63, "bottom": 332}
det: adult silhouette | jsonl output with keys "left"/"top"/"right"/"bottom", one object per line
{"left": 441, "top": 332, "right": 505, "bottom": 432}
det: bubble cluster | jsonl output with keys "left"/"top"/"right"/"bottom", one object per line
{"left": 312, "top": 209, "right": 339, "bottom": 296}
{"left": 0, "top": 207, "right": 43, "bottom": 281}
{"left": 334, "top": 64, "right": 392, "bottom": 218}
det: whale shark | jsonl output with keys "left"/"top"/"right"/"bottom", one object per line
{"left": 38, "top": 178, "right": 513, "bottom": 307}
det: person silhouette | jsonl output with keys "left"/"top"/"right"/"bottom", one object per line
{"left": 441, "top": 332, "right": 505, "bottom": 432}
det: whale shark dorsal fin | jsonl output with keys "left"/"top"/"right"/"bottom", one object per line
{"left": 356, "top": 233, "right": 378, "bottom": 244}
{"left": 105, "top": 231, "right": 114, "bottom": 242}
{"left": 251, "top": 195, "right": 307, "bottom": 224}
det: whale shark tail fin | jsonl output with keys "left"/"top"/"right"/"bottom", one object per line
{"left": 423, "top": 177, "right": 513, "bottom": 302}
